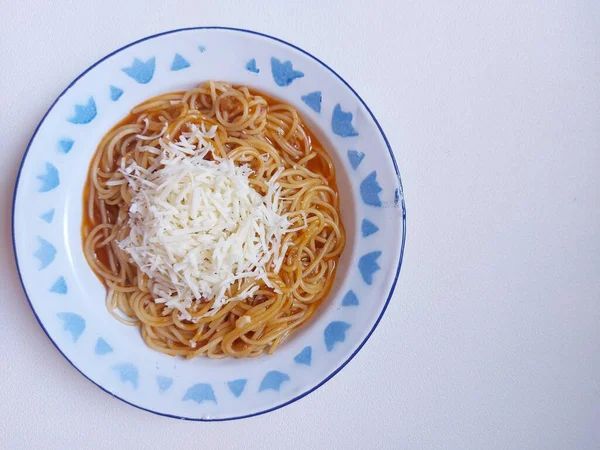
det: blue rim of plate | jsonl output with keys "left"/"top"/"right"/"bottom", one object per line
{"left": 11, "top": 26, "right": 407, "bottom": 421}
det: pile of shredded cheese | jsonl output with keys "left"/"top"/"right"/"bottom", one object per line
{"left": 117, "top": 124, "right": 302, "bottom": 320}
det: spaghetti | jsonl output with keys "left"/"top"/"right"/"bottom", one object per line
{"left": 83, "top": 81, "right": 345, "bottom": 359}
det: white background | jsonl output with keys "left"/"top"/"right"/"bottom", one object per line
{"left": 1, "top": 1, "right": 598, "bottom": 448}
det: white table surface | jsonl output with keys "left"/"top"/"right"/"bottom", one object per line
{"left": 1, "top": 1, "right": 599, "bottom": 448}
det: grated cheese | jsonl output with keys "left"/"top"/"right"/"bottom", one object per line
{"left": 118, "top": 124, "right": 302, "bottom": 320}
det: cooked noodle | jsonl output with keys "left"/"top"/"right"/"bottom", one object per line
{"left": 82, "top": 81, "right": 345, "bottom": 359}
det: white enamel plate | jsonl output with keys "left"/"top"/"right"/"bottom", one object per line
{"left": 13, "top": 27, "right": 406, "bottom": 420}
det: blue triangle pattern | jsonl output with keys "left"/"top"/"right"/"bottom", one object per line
{"left": 342, "top": 290, "right": 359, "bottom": 306}
{"left": 110, "top": 85, "right": 123, "bottom": 101}
{"left": 95, "top": 337, "right": 113, "bottom": 355}
{"left": 157, "top": 376, "right": 173, "bottom": 393}
{"left": 245, "top": 58, "right": 259, "bottom": 73}
{"left": 347, "top": 150, "right": 365, "bottom": 170}
{"left": 40, "top": 209, "right": 55, "bottom": 224}
{"left": 227, "top": 379, "right": 247, "bottom": 398}
{"left": 50, "top": 276, "right": 67, "bottom": 294}
{"left": 294, "top": 346, "right": 312, "bottom": 366}
{"left": 361, "top": 219, "right": 379, "bottom": 237}
{"left": 301, "top": 91, "right": 322, "bottom": 113}
{"left": 58, "top": 139, "right": 74, "bottom": 154}
{"left": 171, "top": 53, "right": 190, "bottom": 71}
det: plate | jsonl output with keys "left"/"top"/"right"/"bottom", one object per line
{"left": 12, "top": 27, "right": 406, "bottom": 420}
